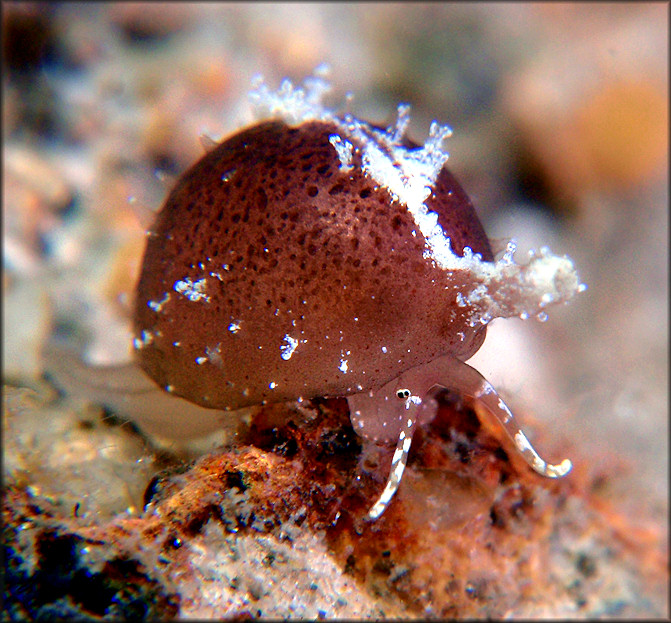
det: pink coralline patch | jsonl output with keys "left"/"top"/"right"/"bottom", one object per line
{"left": 4, "top": 392, "right": 667, "bottom": 618}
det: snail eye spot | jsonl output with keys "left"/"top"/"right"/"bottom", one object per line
{"left": 396, "top": 389, "right": 411, "bottom": 400}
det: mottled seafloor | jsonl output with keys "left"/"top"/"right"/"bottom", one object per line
{"left": 3, "top": 2, "right": 668, "bottom": 619}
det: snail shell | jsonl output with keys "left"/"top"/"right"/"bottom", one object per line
{"left": 133, "top": 119, "right": 493, "bottom": 411}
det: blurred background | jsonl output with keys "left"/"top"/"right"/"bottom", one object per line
{"left": 3, "top": 2, "right": 668, "bottom": 617}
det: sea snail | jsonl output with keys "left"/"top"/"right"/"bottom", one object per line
{"left": 51, "top": 72, "right": 585, "bottom": 521}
